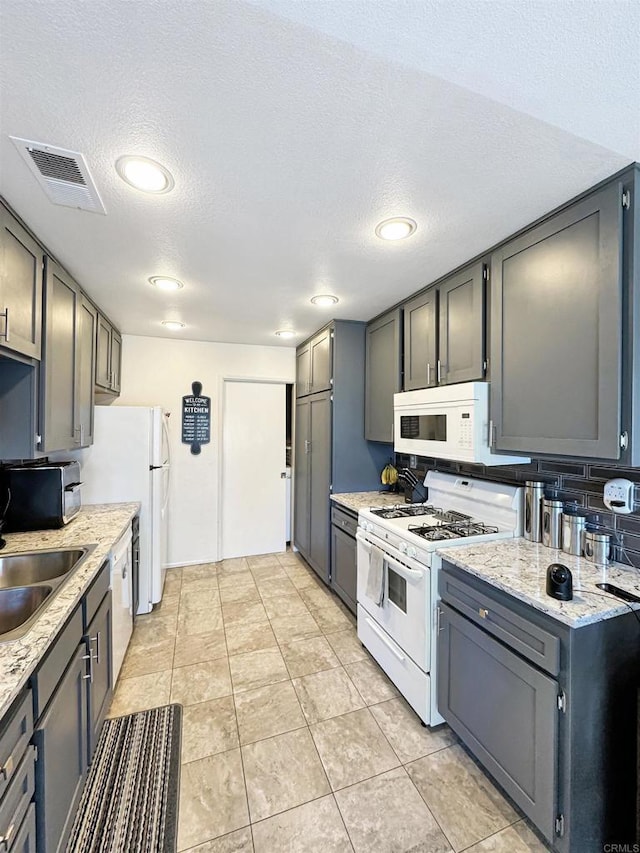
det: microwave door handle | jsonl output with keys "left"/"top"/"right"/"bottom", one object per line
{"left": 64, "top": 482, "right": 83, "bottom": 492}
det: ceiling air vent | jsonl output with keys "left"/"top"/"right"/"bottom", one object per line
{"left": 9, "top": 137, "right": 106, "bottom": 214}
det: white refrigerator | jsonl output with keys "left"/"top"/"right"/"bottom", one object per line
{"left": 79, "top": 406, "right": 170, "bottom": 614}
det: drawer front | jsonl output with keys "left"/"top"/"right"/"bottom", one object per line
{"left": 0, "top": 692, "right": 33, "bottom": 803}
{"left": 439, "top": 568, "right": 560, "bottom": 676}
{"left": 8, "top": 803, "right": 36, "bottom": 853}
{"left": 0, "top": 746, "right": 36, "bottom": 852}
{"left": 330, "top": 505, "right": 358, "bottom": 538}
{"left": 83, "top": 559, "right": 110, "bottom": 630}
{"left": 31, "top": 606, "right": 83, "bottom": 719}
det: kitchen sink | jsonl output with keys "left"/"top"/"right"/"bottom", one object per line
{"left": 0, "top": 545, "right": 96, "bottom": 642}
{"left": 0, "top": 585, "right": 53, "bottom": 636}
{"left": 0, "top": 548, "right": 88, "bottom": 589}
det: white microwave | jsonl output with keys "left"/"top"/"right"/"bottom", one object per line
{"left": 393, "top": 382, "right": 529, "bottom": 466}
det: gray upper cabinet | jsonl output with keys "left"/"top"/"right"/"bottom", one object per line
{"left": 95, "top": 313, "right": 121, "bottom": 395}
{"left": 403, "top": 288, "right": 437, "bottom": 390}
{"left": 365, "top": 308, "right": 402, "bottom": 443}
{"left": 41, "top": 260, "right": 78, "bottom": 452}
{"left": 95, "top": 314, "right": 111, "bottom": 390}
{"left": 296, "top": 327, "right": 332, "bottom": 397}
{"left": 438, "top": 261, "right": 485, "bottom": 385}
{"left": 76, "top": 296, "right": 97, "bottom": 446}
{"left": 41, "top": 261, "right": 95, "bottom": 451}
{"left": 0, "top": 206, "right": 43, "bottom": 361}
{"left": 490, "top": 181, "right": 623, "bottom": 459}
{"left": 402, "top": 261, "right": 486, "bottom": 393}
{"left": 309, "top": 327, "right": 332, "bottom": 394}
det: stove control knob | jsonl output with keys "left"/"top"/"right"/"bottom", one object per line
{"left": 365, "top": 522, "right": 373, "bottom": 532}
{"left": 398, "top": 541, "right": 407, "bottom": 554}
{"left": 406, "top": 546, "right": 417, "bottom": 558}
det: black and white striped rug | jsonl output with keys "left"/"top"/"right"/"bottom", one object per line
{"left": 67, "top": 704, "right": 182, "bottom": 853}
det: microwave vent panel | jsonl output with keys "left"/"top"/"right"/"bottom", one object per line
{"left": 9, "top": 137, "right": 106, "bottom": 214}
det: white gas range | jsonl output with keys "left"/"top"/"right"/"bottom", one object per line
{"left": 356, "top": 471, "right": 523, "bottom": 726}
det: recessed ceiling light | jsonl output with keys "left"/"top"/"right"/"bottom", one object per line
{"left": 375, "top": 217, "right": 417, "bottom": 241}
{"left": 310, "top": 294, "right": 339, "bottom": 307}
{"left": 149, "top": 276, "right": 184, "bottom": 291}
{"left": 162, "top": 320, "right": 185, "bottom": 331}
{"left": 275, "top": 329, "right": 296, "bottom": 339}
{"left": 116, "top": 155, "right": 174, "bottom": 194}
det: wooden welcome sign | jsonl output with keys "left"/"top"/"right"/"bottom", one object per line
{"left": 182, "top": 381, "right": 211, "bottom": 455}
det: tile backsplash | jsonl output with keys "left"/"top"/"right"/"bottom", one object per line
{"left": 395, "top": 453, "right": 640, "bottom": 569}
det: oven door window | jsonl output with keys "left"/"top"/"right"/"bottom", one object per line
{"left": 387, "top": 565, "right": 407, "bottom": 613}
{"left": 399, "top": 414, "right": 446, "bottom": 441}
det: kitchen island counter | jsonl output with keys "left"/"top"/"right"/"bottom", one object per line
{"left": 330, "top": 491, "right": 406, "bottom": 513}
{"left": 438, "top": 537, "right": 640, "bottom": 628}
{"left": 0, "top": 502, "right": 139, "bottom": 719}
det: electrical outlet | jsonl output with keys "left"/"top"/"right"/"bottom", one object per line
{"left": 409, "top": 455, "right": 417, "bottom": 469}
{"left": 603, "top": 478, "right": 635, "bottom": 514}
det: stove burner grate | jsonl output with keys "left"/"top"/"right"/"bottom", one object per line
{"left": 370, "top": 504, "right": 440, "bottom": 520}
{"left": 408, "top": 520, "right": 500, "bottom": 541}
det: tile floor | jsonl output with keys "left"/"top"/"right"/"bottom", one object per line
{"left": 107, "top": 551, "right": 550, "bottom": 853}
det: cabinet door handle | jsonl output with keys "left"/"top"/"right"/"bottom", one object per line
{"left": 478, "top": 607, "right": 489, "bottom": 619}
{"left": 0, "top": 755, "right": 13, "bottom": 781}
{"left": 436, "top": 359, "right": 441, "bottom": 384}
{"left": 82, "top": 651, "right": 94, "bottom": 683}
{"left": 0, "top": 308, "right": 9, "bottom": 343}
{"left": 96, "top": 630, "right": 101, "bottom": 664}
{"left": 426, "top": 362, "right": 432, "bottom": 385}
{"left": 0, "top": 822, "right": 15, "bottom": 851}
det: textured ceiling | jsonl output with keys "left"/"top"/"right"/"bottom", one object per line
{"left": 0, "top": 0, "right": 637, "bottom": 347}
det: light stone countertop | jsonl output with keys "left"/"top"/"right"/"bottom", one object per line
{"left": 330, "top": 491, "right": 407, "bottom": 513}
{"left": 0, "top": 502, "right": 140, "bottom": 720}
{"left": 437, "top": 537, "right": 640, "bottom": 628}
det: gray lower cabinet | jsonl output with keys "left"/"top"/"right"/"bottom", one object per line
{"left": 438, "top": 602, "right": 557, "bottom": 839}
{"left": 490, "top": 180, "right": 624, "bottom": 459}
{"left": 330, "top": 505, "right": 357, "bottom": 613}
{"left": 33, "top": 642, "right": 89, "bottom": 853}
{"left": 403, "top": 288, "right": 437, "bottom": 391}
{"left": 294, "top": 392, "right": 331, "bottom": 581}
{"left": 438, "top": 561, "right": 640, "bottom": 852}
{"left": 0, "top": 689, "right": 36, "bottom": 853}
{"left": 0, "top": 205, "right": 43, "bottom": 361}
{"left": 365, "top": 308, "right": 402, "bottom": 443}
{"left": 84, "top": 591, "right": 113, "bottom": 760}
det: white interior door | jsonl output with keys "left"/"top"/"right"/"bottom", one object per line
{"left": 222, "top": 380, "right": 286, "bottom": 558}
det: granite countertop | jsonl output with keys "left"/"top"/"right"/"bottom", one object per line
{"left": 0, "top": 502, "right": 140, "bottom": 719}
{"left": 438, "top": 537, "right": 640, "bottom": 628}
{"left": 330, "top": 491, "right": 407, "bottom": 512}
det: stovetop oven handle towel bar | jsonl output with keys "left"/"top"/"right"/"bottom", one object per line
{"left": 356, "top": 531, "right": 425, "bottom": 583}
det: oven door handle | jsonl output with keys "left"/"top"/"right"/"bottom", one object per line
{"left": 383, "top": 554, "right": 424, "bottom": 583}
{"left": 365, "top": 617, "right": 406, "bottom": 662}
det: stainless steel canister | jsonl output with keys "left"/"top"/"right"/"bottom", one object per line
{"left": 561, "top": 512, "right": 587, "bottom": 556}
{"left": 541, "top": 498, "right": 563, "bottom": 549}
{"left": 584, "top": 530, "right": 612, "bottom": 566}
{"left": 524, "top": 481, "right": 545, "bottom": 542}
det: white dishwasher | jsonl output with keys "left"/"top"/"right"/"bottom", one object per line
{"left": 111, "top": 527, "right": 134, "bottom": 684}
